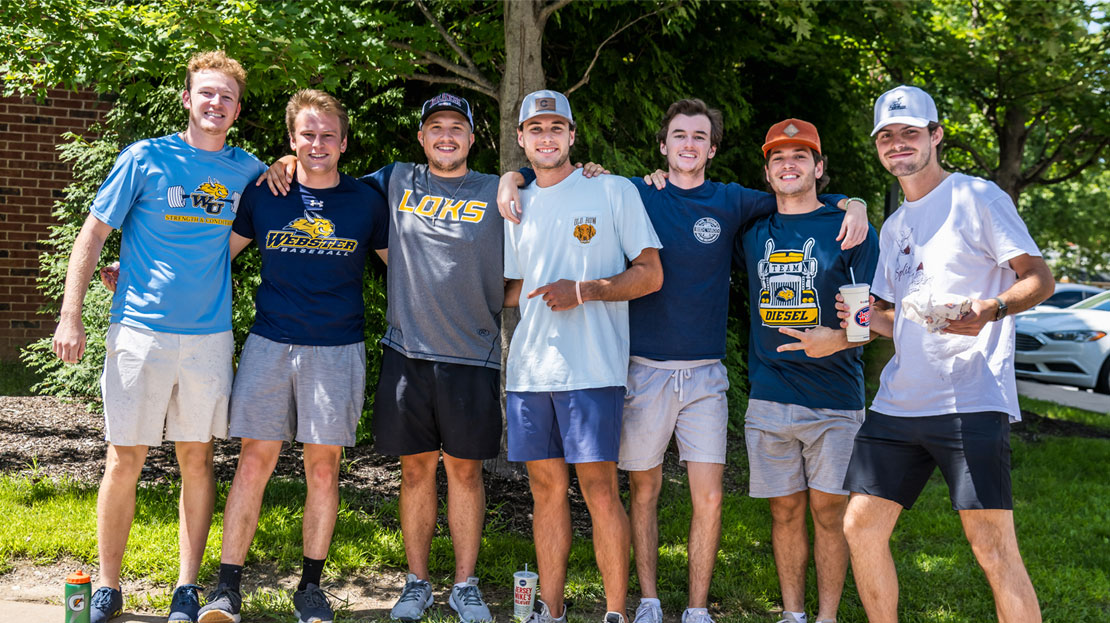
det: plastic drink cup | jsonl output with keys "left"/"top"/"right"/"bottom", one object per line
{"left": 513, "top": 568, "right": 539, "bottom": 621}
{"left": 840, "top": 283, "right": 871, "bottom": 342}
{"left": 65, "top": 570, "right": 92, "bottom": 623}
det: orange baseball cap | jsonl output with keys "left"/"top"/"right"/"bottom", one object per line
{"left": 762, "top": 118, "right": 821, "bottom": 157}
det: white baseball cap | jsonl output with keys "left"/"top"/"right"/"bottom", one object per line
{"left": 518, "top": 90, "right": 574, "bottom": 126}
{"left": 871, "top": 85, "right": 938, "bottom": 136}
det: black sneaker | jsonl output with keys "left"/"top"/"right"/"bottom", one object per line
{"left": 90, "top": 586, "right": 123, "bottom": 623}
{"left": 197, "top": 584, "right": 242, "bottom": 623}
{"left": 293, "top": 583, "right": 334, "bottom": 623}
{"left": 168, "top": 584, "right": 202, "bottom": 622}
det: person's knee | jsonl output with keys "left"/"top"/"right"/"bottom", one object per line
{"left": 770, "top": 494, "right": 807, "bottom": 525}
{"left": 809, "top": 493, "right": 849, "bottom": 531}
{"left": 691, "top": 483, "right": 723, "bottom": 515}
{"left": 104, "top": 446, "right": 147, "bottom": 481}
{"left": 444, "top": 456, "right": 484, "bottom": 490}
{"left": 235, "top": 443, "right": 279, "bottom": 484}
{"left": 628, "top": 472, "right": 662, "bottom": 508}
{"left": 401, "top": 453, "right": 439, "bottom": 487}
{"left": 305, "top": 456, "right": 340, "bottom": 489}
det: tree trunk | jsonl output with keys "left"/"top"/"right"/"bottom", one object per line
{"left": 994, "top": 105, "right": 1029, "bottom": 205}
{"left": 486, "top": 0, "right": 552, "bottom": 480}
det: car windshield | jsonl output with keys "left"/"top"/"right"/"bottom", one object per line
{"left": 1070, "top": 289, "right": 1110, "bottom": 311}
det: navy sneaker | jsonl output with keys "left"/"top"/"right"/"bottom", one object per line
{"left": 90, "top": 586, "right": 124, "bottom": 623}
{"left": 293, "top": 583, "right": 334, "bottom": 623}
{"left": 197, "top": 584, "right": 242, "bottom": 623}
{"left": 168, "top": 584, "right": 202, "bottom": 622}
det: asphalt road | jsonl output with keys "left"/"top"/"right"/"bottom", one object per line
{"left": 1017, "top": 379, "right": 1110, "bottom": 414}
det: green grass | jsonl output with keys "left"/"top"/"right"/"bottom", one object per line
{"left": 3, "top": 402, "right": 1110, "bottom": 621}
{"left": 0, "top": 358, "right": 40, "bottom": 396}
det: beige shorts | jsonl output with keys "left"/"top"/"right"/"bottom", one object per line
{"left": 100, "top": 323, "right": 233, "bottom": 446}
{"left": 618, "top": 358, "right": 728, "bottom": 471}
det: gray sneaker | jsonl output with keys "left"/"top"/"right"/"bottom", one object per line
{"left": 448, "top": 577, "right": 492, "bottom": 623}
{"left": 391, "top": 574, "right": 434, "bottom": 621}
{"left": 633, "top": 600, "right": 662, "bottom": 623}
{"left": 197, "top": 584, "right": 241, "bottom": 623}
{"left": 775, "top": 614, "right": 804, "bottom": 623}
{"left": 525, "top": 600, "right": 567, "bottom": 623}
{"left": 293, "top": 583, "right": 334, "bottom": 623}
{"left": 682, "top": 608, "right": 715, "bottom": 623}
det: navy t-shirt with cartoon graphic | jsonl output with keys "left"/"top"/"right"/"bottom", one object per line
{"left": 232, "top": 173, "right": 389, "bottom": 346}
{"left": 741, "top": 202, "right": 879, "bottom": 409}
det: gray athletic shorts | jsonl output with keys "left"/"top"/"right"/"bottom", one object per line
{"left": 618, "top": 358, "right": 728, "bottom": 471}
{"left": 229, "top": 333, "right": 366, "bottom": 447}
{"left": 744, "top": 398, "right": 864, "bottom": 498}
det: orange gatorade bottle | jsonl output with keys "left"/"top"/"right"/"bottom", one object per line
{"left": 65, "top": 570, "right": 92, "bottom": 623}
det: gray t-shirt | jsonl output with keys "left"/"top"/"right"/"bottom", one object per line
{"left": 361, "top": 162, "right": 503, "bottom": 369}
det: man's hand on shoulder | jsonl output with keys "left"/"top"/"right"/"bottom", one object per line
{"left": 576, "top": 162, "right": 610, "bottom": 178}
{"left": 641, "top": 170, "right": 667, "bottom": 190}
{"left": 255, "top": 155, "right": 298, "bottom": 196}
{"left": 497, "top": 171, "right": 526, "bottom": 224}
{"left": 836, "top": 199, "right": 869, "bottom": 250}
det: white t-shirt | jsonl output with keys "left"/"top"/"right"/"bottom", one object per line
{"left": 504, "top": 169, "right": 662, "bottom": 392}
{"left": 871, "top": 173, "right": 1040, "bottom": 421}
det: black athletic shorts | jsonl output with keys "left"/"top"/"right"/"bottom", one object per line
{"left": 842, "top": 410, "right": 1012, "bottom": 510}
{"left": 372, "top": 346, "right": 502, "bottom": 460}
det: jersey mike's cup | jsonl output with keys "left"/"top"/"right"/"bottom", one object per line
{"left": 513, "top": 568, "right": 539, "bottom": 621}
{"left": 840, "top": 283, "right": 871, "bottom": 342}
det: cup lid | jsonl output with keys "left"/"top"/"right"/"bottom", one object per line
{"left": 67, "top": 570, "right": 91, "bottom": 583}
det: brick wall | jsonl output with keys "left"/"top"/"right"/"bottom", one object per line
{"left": 0, "top": 89, "right": 110, "bottom": 359}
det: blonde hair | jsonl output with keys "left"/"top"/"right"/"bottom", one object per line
{"left": 285, "top": 89, "right": 349, "bottom": 139}
{"left": 185, "top": 50, "right": 247, "bottom": 99}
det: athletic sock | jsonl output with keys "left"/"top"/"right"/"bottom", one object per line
{"left": 299, "top": 556, "right": 326, "bottom": 591}
{"left": 218, "top": 563, "right": 243, "bottom": 592}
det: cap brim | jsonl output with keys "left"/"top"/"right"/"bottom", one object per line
{"left": 870, "top": 116, "right": 931, "bottom": 136}
{"left": 421, "top": 105, "right": 471, "bottom": 126}
{"left": 762, "top": 138, "right": 821, "bottom": 157}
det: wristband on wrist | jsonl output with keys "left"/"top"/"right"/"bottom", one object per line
{"left": 846, "top": 197, "right": 867, "bottom": 209}
{"left": 575, "top": 280, "right": 584, "bottom": 305}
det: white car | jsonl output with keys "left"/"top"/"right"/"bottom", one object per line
{"left": 1015, "top": 290, "right": 1110, "bottom": 393}
{"left": 1034, "top": 282, "right": 1105, "bottom": 309}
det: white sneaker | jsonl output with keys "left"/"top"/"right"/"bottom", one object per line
{"left": 682, "top": 608, "right": 714, "bottom": 623}
{"left": 525, "top": 600, "right": 567, "bottom": 623}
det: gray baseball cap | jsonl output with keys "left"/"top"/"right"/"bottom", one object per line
{"left": 518, "top": 90, "right": 573, "bottom": 126}
{"left": 871, "top": 85, "right": 938, "bottom": 136}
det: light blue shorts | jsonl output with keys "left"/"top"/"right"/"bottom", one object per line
{"left": 506, "top": 387, "right": 624, "bottom": 463}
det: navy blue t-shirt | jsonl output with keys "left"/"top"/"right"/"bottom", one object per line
{"left": 741, "top": 202, "right": 879, "bottom": 409}
{"left": 232, "top": 173, "right": 389, "bottom": 346}
{"left": 628, "top": 179, "right": 778, "bottom": 360}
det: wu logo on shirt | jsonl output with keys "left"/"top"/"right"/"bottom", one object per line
{"left": 166, "top": 177, "right": 241, "bottom": 216}
{"left": 397, "top": 189, "right": 486, "bottom": 222}
{"left": 264, "top": 211, "right": 359, "bottom": 256}
{"left": 757, "top": 238, "right": 820, "bottom": 327}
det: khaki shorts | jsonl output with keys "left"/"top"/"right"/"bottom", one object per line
{"left": 100, "top": 323, "right": 233, "bottom": 446}
{"left": 618, "top": 358, "right": 728, "bottom": 471}
{"left": 744, "top": 398, "right": 864, "bottom": 498}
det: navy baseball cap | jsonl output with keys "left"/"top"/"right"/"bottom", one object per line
{"left": 420, "top": 93, "right": 474, "bottom": 128}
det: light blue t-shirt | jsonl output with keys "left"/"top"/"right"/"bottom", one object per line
{"left": 91, "top": 134, "right": 266, "bottom": 333}
{"left": 504, "top": 169, "right": 662, "bottom": 392}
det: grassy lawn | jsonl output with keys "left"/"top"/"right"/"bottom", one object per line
{"left": 3, "top": 396, "right": 1109, "bottom": 621}
{"left": 0, "top": 359, "right": 40, "bottom": 396}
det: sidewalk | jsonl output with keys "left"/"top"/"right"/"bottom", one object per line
{"left": 0, "top": 600, "right": 162, "bottom": 623}
{"left": 1017, "top": 379, "right": 1110, "bottom": 413}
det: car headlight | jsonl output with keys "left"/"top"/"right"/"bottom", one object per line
{"left": 1044, "top": 330, "right": 1107, "bottom": 342}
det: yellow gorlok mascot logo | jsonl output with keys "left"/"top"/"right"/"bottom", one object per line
{"left": 287, "top": 214, "right": 336, "bottom": 239}
{"left": 572, "top": 215, "right": 597, "bottom": 244}
{"left": 167, "top": 177, "right": 241, "bottom": 215}
{"left": 757, "top": 238, "right": 820, "bottom": 327}
{"left": 264, "top": 211, "right": 359, "bottom": 255}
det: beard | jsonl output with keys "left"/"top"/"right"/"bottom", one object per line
{"left": 885, "top": 145, "right": 934, "bottom": 177}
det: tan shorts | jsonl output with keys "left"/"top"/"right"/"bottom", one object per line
{"left": 618, "top": 358, "right": 728, "bottom": 471}
{"left": 100, "top": 323, "right": 233, "bottom": 446}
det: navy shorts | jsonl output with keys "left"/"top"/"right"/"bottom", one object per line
{"left": 372, "top": 346, "right": 502, "bottom": 460}
{"left": 506, "top": 387, "right": 624, "bottom": 463}
{"left": 842, "top": 410, "right": 1012, "bottom": 510}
